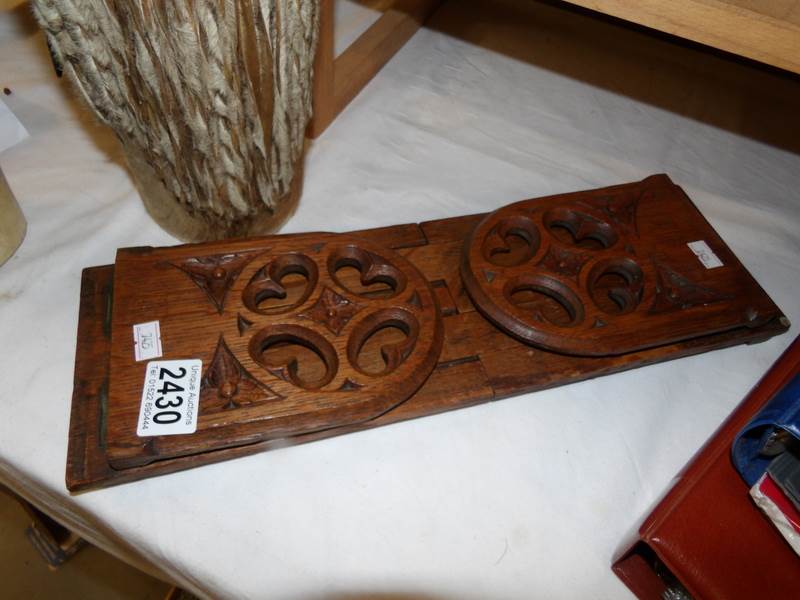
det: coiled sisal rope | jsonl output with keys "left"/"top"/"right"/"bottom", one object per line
{"left": 33, "top": 0, "right": 320, "bottom": 241}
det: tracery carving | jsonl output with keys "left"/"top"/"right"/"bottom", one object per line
{"left": 649, "top": 261, "right": 732, "bottom": 314}
{"left": 536, "top": 245, "right": 591, "bottom": 280}
{"left": 201, "top": 336, "right": 282, "bottom": 411}
{"left": 461, "top": 176, "right": 754, "bottom": 356}
{"left": 173, "top": 252, "right": 260, "bottom": 313}
{"left": 298, "top": 286, "right": 363, "bottom": 335}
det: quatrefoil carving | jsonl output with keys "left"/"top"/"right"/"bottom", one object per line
{"left": 174, "top": 233, "right": 443, "bottom": 440}
{"left": 168, "top": 233, "right": 443, "bottom": 440}
{"left": 241, "top": 237, "right": 441, "bottom": 411}
{"left": 462, "top": 176, "right": 733, "bottom": 356}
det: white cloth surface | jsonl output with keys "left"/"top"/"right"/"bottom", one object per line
{"left": 334, "top": 0, "right": 381, "bottom": 57}
{"left": 0, "top": 97, "right": 28, "bottom": 154}
{"left": 1, "top": 2, "right": 799, "bottom": 599}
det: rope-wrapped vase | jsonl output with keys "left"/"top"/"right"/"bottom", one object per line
{"left": 33, "top": 0, "right": 320, "bottom": 241}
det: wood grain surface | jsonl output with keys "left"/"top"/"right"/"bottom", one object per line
{"left": 66, "top": 175, "right": 790, "bottom": 491}
{"left": 461, "top": 174, "right": 782, "bottom": 355}
{"left": 561, "top": 0, "right": 800, "bottom": 74}
{"left": 106, "top": 233, "right": 443, "bottom": 469}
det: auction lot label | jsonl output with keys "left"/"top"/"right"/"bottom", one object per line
{"left": 137, "top": 359, "right": 202, "bottom": 436}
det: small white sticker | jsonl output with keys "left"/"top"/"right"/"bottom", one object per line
{"left": 137, "top": 360, "right": 202, "bottom": 437}
{"left": 133, "top": 321, "right": 162, "bottom": 361}
{"left": 687, "top": 240, "right": 723, "bottom": 269}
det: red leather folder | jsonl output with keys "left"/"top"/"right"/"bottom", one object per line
{"left": 612, "top": 336, "right": 800, "bottom": 599}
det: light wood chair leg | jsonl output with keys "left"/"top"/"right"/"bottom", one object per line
{"left": 309, "top": 0, "right": 444, "bottom": 138}
{"left": 309, "top": 0, "right": 336, "bottom": 137}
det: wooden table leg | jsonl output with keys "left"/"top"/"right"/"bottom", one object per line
{"left": 1, "top": 485, "right": 87, "bottom": 569}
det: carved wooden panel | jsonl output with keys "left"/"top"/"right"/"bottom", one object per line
{"left": 461, "top": 175, "right": 781, "bottom": 355}
{"left": 106, "top": 233, "right": 443, "bottom": 469}
{"left": 66, "top": 175, "right": 789, "bottom": 490}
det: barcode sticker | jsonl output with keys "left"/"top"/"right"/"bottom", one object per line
{"left": 687, "top": 240, "right": 723, "bottom": 269}
{"left": 133, "top": 321, "right": 163, "bottom": 361}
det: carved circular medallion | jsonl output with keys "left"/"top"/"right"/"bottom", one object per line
{"left": 462, "top": 185, "right": 670, "bottom": 356}
{"left": 193, "top": 233, "right": 443, "bottom": 447}
{"left": 105, "top": 232, "right": 444, "bottom": 469}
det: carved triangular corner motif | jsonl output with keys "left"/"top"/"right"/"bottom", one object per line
{"left": 579, "top": 190, "right": 642, "bottom": 237}
{"left": 407, "top": 290, "right": 422, "bottom": 309}
{"left": 201, "top": 336, "right": 282, "bottom": 411}
{"left": 237, "top": 313, "right": 254, "bottom": 336}
{"left": 337, "top": 378, "right": 363, "bottom": 392}
{"left": 649, "top": 261, "right": 732, "bottom": 314}
{"left": 173, "top": 251, "right": 261, "bottom": 314}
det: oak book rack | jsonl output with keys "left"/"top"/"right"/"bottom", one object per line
{"left": 67, "top": 175, "right": 789, "bottom": 490}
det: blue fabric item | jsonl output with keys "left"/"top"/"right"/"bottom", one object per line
{"left": 732, "top": 374, "right": 800, "bottom": 486}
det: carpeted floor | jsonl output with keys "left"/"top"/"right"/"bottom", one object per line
{"left": 0, "top": 489, "right": 171, "bottom": 600}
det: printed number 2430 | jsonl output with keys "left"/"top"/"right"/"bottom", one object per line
{"left": 152, "top": 366, "right": 187, "bottom": 425}
{"left": 137, "top": 359, "right": 201, "bottom": 437}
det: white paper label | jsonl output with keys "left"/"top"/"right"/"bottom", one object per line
{"left": 133, "top": 320, "right": 162, "bottom": 361}
{"left": 137, "top": 360, "right": 202, "bottom": 436}
{"left": 687, "top": 240, "right": 723, "bottom": 269}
